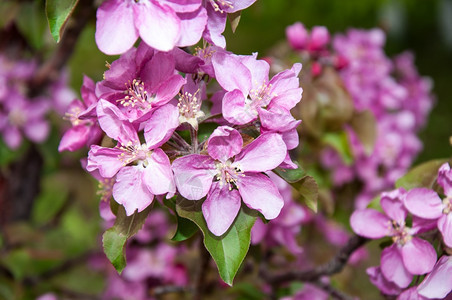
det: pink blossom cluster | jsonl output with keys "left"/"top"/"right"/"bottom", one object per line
{"left": 0, "top": 54, "right": 76, "bottom": 150}
{"left": 95, "top": 0, "right": 257, "bottom": 55}
{"left": 286, "top": 24, "right": 435, "bottom": 208}
{"left": 60, "top": 41, "right": 303, "bottom": 237}
{"left": 351, "top": 163, "right": 452, "bottom": 299}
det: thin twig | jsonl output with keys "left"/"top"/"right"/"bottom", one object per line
{"left": 263, "top": 235, "right": 368, "bottom": 285}
{"left": 193, "top": 238, "right": 210, "bottom": 300}
{"left": 313, "top": 280, "right": 355, "bottom": 300}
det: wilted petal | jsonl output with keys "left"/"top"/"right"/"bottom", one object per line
{"left": 113, "top": 166, "right": 154, "bottom": 215}
{"left": 143, "top": 149, "right": 174, "bottom": 196}
{"left": 237, "top": 173, "right": 284, "bottom": 220}
{"left": 418, "top": 255, "right": 452, "bottom": 299}
{"left": 95, "top": 0, "right": 138, "bottom": 55}
{"left": 202, "top": 182, "right": 241, "bottom": 236}
{"left": 400, "top": 237, "right": 437, "bottom": 275}
{"left": 172, "top": 154, "right": 216, "bottom": 200}
{"left": 207, "top": 126, "right": 243, "bottom": 161}
{"left": 404, "top": 188, "right": 443, "bottom": 219}
{"left": 381, "top": 245, "right": 412, "bottom": 288}
{"left": 134, "top": 1, "right": 180, "bottom": 51}
{"left": 233, "top": 133, "right": 286, "bottom": 172}
{"left": 350, "top": 209, "right": 390, "bottom": 239}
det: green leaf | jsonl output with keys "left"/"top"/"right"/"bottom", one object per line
{"left": 350, "top": 110, "right": 377, "bottom": 156}
{"left": 322, "top": 131, "right": 353, "bottom": 165}
{"left": 395, "top": 159, "right": 449, "bottom": 190}
{"left": 176, "top": 197, "right": 256, "bottom": 286}
{"left": 275, "top": 162, "right": 306, "bottom": 183}
{"left": 102, "top": 204, "right": 152, "bottom": 273}
{"left": 171, "top": 215, "right": 199, "bottom": 242}
{"left": 228, "top": 11, "right": 241, "bottom": 33}
{"left": 297, "top": 176, "right": 319, "bottom": 213}
{"left": 45, "top": 0, "right": 80, "bottom": 42}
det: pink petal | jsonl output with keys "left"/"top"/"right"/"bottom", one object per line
{"left": 144, "top": 103, "right": 179, "bottom": 149}
{"left": 438, "top": 213, "right": 452, "bottom": 248}
{"left": 222, "top": 89, "right": 257, "bottom": 125}
{"left": 113, "top": 166, "right": 154, "bottom": 215}
{"left": 258, "top": 107, "right": 301, "bottom": 132}
{"left": 398, "top": 287, "right": 425, "bottom": 300}
{"left": 86, "top": 146, "right": 124, "bottom": 178}
{"left": 239, "top": 54, "right": 269, "bottom": 91}
{"left": 267, "top": 87, "right": 303, "bottom": 111}
{"left": 203, "top": 4, "right": 226, "bottom": 48}
{"left": 95, "top": 0, "right": 138, "bottom": 55}
{"left": 226, "top": 0, "right": 257, "bottom": 12}
{"left": 380, "top": 188, "right": 407, "bottom": 222}
{"left": 141, "top": 52, "right": 176, "bottom": 91}
{"left": 202, "top": 182, "right": 241, "bottom": 236}
{"left": 400, "top": 237, "right": 437, "bottom": 275}
{"left": 25, "top": 120, "right": 49, "bottom": 143}
{"left": 418, "top": 255, "right": 452, "bottom": 299}
{"left": 142, "top": 149, "right": 174, "bottom": 196}
{"left": 58, "top": 125, "right": 91, "bottom": 152}
{"left": 164, "top": 0, "right": 201, "bottom": 13}
{"left": 233, "top": 133, "right": 286, "bottom": 172}
{"left": 96, "top": 99, "right": 139, "bottom": 145}
{"left": 134, "top": 1, "right": 181, "bottom": 51}
{"left": 286, "top": 22, "right": 309, "bottom": 50}
{"left": 172, "top": 154, "right": 216, "bottom": 200}
{"left": 281, "top": 129, "right": 299, "bottom": 150}
{"left": 438, "top": 163, "right": 452, "bottom": 196}
{"left": 176, "top": 7, "right": 207, "bottom": 47}
{"left": 404, "top": 188, "right": 443, "bottom": 219}
{"left": 212, "top": 52, "right": 251, "bottom": 92}
{"left": 381, "top": 245, "right": 413, "bottom": 288}
{"left": 366, "top": 266, "right": 402, "bottom": 296}
{"left": 250, "top": 218, "right": 267, "bottom": 244}
{"left": 207, "top": 126, "right": 243, "bottom": 161}
{"left": 3, "top": 126, "right": 22, "bottom": 149}
{"left": 153, "top": 74, "right": 186, "bottom": 107}
{"left": 350, "top": 209, "right": 390, "bottom": 239}
{"left": 237, "top": 173, "right": 284, "bottom": 220}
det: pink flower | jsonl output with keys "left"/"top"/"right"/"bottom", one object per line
{"left": 351, "top": 188, "right": 437, "bottom": 288}
{"left": 404, "top": 163, "right": 452, "bottom": 248}
{"left": 95, "top": 0, "right": 207, "bottom": 54}
{"left": 172, "top": 126, "right": 286, "bottom": 236}
{"left": 417, "top": 255, "right": 452, "bottom": 299}
{"left": 86, "top": 100, "right": 175, "bottom": 215}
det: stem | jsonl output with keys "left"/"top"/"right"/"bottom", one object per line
{"left": 190, "top": 126, "right": 199, "bottom": 154}
{"left": 314, "top": 280, "right": 355, "bottom": 300}
{"left": 193, "top": 238, "right": 210, "bottom": 300}
{"left": 171, "top": 131, "right": 191, "bottom": 151}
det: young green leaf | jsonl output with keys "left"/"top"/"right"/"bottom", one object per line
{"left": 45, "top": 0, "right": 79, "bottom": 42}
{"left": 322, "top": 131, "right": 353, "bottom": 165}
{"left": 297, "top": 175, "right": 319, "bottom": 213}
{"left": 102, "top": 204, "right": 152, "bottom": 274}
{"left": 176, "top": 197, "right": 256, "bottom": 286}
{"left": 396, "top": 159, "right": 449, "bottom": 190}
{"left": 171, "top": 215, "right": 199, "bottom": 242}
{"left": 275, "top": 162, "right": 306, "bottom": 183}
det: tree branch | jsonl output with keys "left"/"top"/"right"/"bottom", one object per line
{"left": 263, "top": 235, "right": 368, "bottom": 285}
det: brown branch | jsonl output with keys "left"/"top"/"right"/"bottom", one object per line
{"left": 313, "top": 280, "right": 355, "bottom": 300}
{"left": 192, "top": 238, "right": 211, "bottom": 300}
{"left": 263, "top": 235, "right": 368, "bottom": 285}
{"left": 152, "top": 285, "right": 191, "bottom": 298}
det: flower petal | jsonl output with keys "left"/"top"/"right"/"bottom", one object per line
{"left": 400, "top": 237, "right": 437, "bottom": 275}
{"left": 86, "top": 145, "right": 124, "bottom": 178}
{"left": 418, "top": 255, "right": 452, "bottom": 299}
{"left": 113, "top": 166, "right": 154, "bottom": 215}
{"left": 237, "top": 173, "right": 284, "bottom": 220}
{"left": 95, "top": 0, "right": 138, "bottom": 55}
{"left": 176, "top": 7, "right": 207, "bottom": 47}
{"left": 143, "top": 149, "right": 174, "bottom": 196}
{"left": 438, "top": 213, "right": 452, "bottom": 248}
{"left": 212, "top": 52, "right": 251, "bottom": 92}
{"left": 222, "top": 89, "right": 257, "bottom": 125}
{"left": 381, "top": 245, "right": 412, "bottom": 288}
{"left": 350, "top": 209, "right": 390, "bottom": 239}
{"left": 134, "top": 1, "right": 180, "bottom": 52}
{"left": 404, "top": 188, "right": 443, "bottom": 219}
{"left": 207, "top": 126, "right": 243, "bottom": 161}
{"left": 172, "top": 154, "right": 216, "bottom": 200}
{"left": 144, "top": 103, "right": 179, "bottom": 149}
{"left": 202, "top": 182, "right": 241, "bottom": 236}
{"left": 58, "top": 125, "right": 91, "bottom": 152}
{"left": 233, "top": 133, "right": 286, "bottom": 172}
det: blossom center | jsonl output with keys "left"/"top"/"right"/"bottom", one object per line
{"left": 214, "top": 160, "right": 244, "bottom": 190}
{"left": 247, "top": 82, "right": 276, "bottom": 112}
{"left": 389, "top": 220, "right": 412, "bottom": 246}
{"left": 178, "top": 90, "right": 205, "bottom": 129}
{"left": 118, "top": 142, "right": 150, "bottom": 166}
{"left": 443, "top": 197, "right": 452, "bottom": 214}
{"left": 209, "top": 0, "right": 233, "bottom": 13}
{"left": 118, "top": 79, "right": 153, "bottom": 110}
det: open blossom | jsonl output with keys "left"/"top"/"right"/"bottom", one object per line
{"left": 172, "top": 126, "right": 286, "bottom": 236}
{"left": 351, "top": 188, "right": 437, "bottom": 288}
{"left": 95, "top": 0, "right": 207, "bottom": 54}
{"left": 86, "top": 100, "right": 175, "bottom": 215}
{"left": 96, "top": 43, "right": 186, "bottom": 123}
{"left": 404, "top": 163, "right": 452, "bottom": 247}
